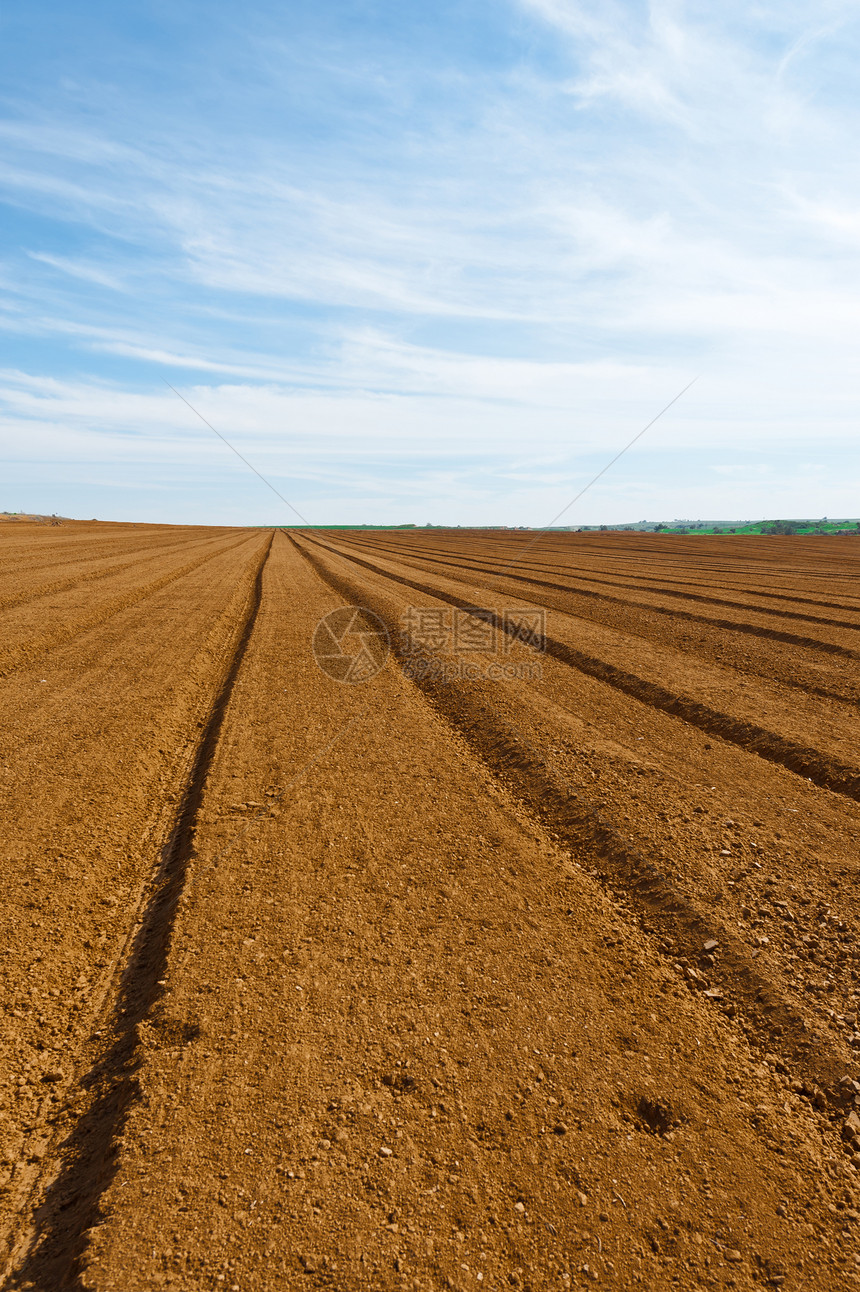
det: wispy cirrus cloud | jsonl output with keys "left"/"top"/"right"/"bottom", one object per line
{"left": 1, "top": 0, "right": 859, "bottom": 523}
{"left": 28, "top": 252, "right": 125, "bottom": 291}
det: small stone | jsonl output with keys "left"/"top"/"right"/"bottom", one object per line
{"left": 724, "top": 1249, "right": 742, "bottom": 1263}
{"left": 702, "top": 939, "right": 719, "bottom": 953}
{"left": 577, "top": 1191, "right": 588, "bottom": 1206}
{"left": 379, "top": 1145, "right": 393, "bottom": 1157}
{"left": 40, "top": 1071, "right": 63, "bottom": 1083}
{"left": 843, "top": 1112, "right": 860, "bottom": 1141}
{"left": 300, "top": 1254, "right": 318, "bottom": 1273}
{"left": 553, "top": 1123, "right": 568, "bottom": 1135}
{"left": 514, "top": 1201, "right": 525, "bottom": 1214}
{"left": 599, "top": 1212, "right": 610, "bottom": 1222}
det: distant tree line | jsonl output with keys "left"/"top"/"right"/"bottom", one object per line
{"left": 761, "top": 520, "right": 801, "bottom": 535}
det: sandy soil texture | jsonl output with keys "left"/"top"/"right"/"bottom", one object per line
{"left": 2, "top": 523, "right": 860, "bottom": 1291}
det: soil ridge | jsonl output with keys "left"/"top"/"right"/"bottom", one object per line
{"left": 303, "top": 534, "right": 860, "bottom": 804}
{"left": 292, "top": 532, "right": 854, "bottom": 1103}
{"left": 4, "top": 533, "right": 273, "bottom": 1291}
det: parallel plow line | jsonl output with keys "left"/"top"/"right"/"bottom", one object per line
{"left": 354, "top": 535, "right": 860, "bottom": 617}
{"left": 303, "top": 534, "right": 860, "bottom": 805}
{"left": 341, "top": 535, "right": 860, "bottom": 654}
{"left": 1, "top": 534, "right": 273, "bottom": 1291}
{"left": 293, "top": 532, "right": 853, "bottom": 1107}
{"left": 0, "top": 533, "right": 256, "bottom": 678}
{"left": 0, "top": 532, "right": 236, "bottom": 616}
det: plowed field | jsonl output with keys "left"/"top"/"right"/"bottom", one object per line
{"left": 3, "top": 522, "right": 860, "bottom": 1292}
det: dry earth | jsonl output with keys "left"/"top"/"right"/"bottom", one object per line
{"left": 2, "top": 522, "right": 860, "bottom": 1291}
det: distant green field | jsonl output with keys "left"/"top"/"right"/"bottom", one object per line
{"left": 566, "top": 519, "right": 860, "bottom": 536}
{"left": 659, "top": 520, "right": 860, "bottom": 536}
{"left": 277, "top": 523, "right": 419, "bottom": 530}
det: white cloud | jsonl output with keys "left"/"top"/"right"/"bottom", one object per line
{"left": 28, "top": 252, "right": 125, "bottom": 291}
{"left": 2, "top": 1, "right": 860, "bottom": 522}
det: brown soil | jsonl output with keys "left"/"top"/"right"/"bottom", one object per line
{"left": 2, "top": 523, "right": 860, "bottom": 1291}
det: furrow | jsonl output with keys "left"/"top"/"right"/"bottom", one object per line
{"left": 0, "top": 533, "right": 254, "bottom": 678}
{"left": 2, "top": 533, "right": 273, "bottom": 1292}
{"left": 339, "top": 535, "right": 860, "bottom": 655}
{"left": 303, "top": 534, "right": 860, "bottom": 804}
{"left": 353, "top": 535, "right": 860, "bottom": 619}
{"left": 290, "top": 533, "right": 852, "bottom": 1102}
{"left": 0, "top": 532, "right": 234, "bottom": 615}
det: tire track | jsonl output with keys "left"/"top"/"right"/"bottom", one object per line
{"left": 302, "top": 533, "right": 860, "bottom": 804}
{"left": 0, "top": 533, "right": 255, "bottom": 678}
{"left": 2, "top": 533, "right": 273, "bottom": 1292}
{"left": 291, "top": 533, "right": 853, "bottom": 1108}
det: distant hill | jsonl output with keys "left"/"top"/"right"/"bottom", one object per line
{"left": 557, "top": 519, "right": 860, "bottom": 536}
{"left": 0, "top": 511, "right": 68, "bottom": 525}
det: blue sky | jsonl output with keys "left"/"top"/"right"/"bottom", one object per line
{"left": 2, "top": 0, "right": 859, "bottom": 525}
